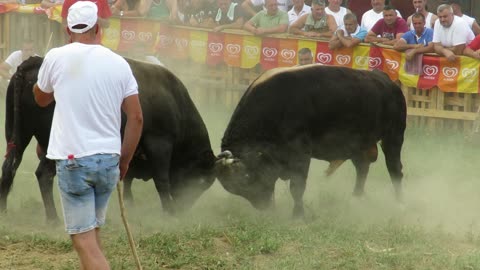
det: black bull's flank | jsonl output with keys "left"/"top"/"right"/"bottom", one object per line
{"left": 216, "top": 65, "right": 407, "bottom": 218}
{"left": 0, "top": 56, "right": 216, "bottom": 222}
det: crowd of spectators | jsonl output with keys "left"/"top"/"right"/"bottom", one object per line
{"left": 4, "top": 0, "right": 480, "bottom": 67}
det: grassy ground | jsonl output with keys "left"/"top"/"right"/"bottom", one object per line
{"left": 1, "top": 85, "right": 480, "bottom": 269}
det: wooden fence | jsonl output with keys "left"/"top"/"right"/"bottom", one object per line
{"left": 1, "top": 12, "right": 479, "bottom": 133}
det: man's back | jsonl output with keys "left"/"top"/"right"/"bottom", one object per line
{"left": 37, "top": 43, "right": 137, "bottom": 159}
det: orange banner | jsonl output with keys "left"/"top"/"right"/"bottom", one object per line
{"left": 224, "top": 34, "right": 242, "bottom": 67}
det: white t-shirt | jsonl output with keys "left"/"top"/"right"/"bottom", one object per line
{"left": 287, "top": 4, "right": 310, "bottom": 25}
{"left": 361, "top": 9, "right": 402, "bottom": 31}
{"left": 37, "top": 42, "right": 138, "bottom": 160}
{"left": 460, "top": 14, "right": 475, "bottom": 28}
{"left": 250, "top": 0, "right": 292, "bottom": 12}
{"left": 325, "top": 6, "right": 348, "bottom": 29}
{"left": 432, "top": 15, "right": 475, "bottom": 47}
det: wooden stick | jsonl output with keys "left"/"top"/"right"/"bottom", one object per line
{"left": 117, "top": 182, "right": 143, "bottom": 270}
{"left": 44, "top": 32, "right": 53, "bottom": 56}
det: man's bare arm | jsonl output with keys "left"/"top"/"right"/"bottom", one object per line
{"left": 120, "top": 94, "right": 143, "bottom": 180}
{"left": 33, "top": 83, "right": 54, "bottom": 107}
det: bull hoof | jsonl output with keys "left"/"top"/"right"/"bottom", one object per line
{"left": 292, "top": 206, "right": 304, "bottom": 219}
{"left": 352, "top": 189, "right": 365, "bottom": 197}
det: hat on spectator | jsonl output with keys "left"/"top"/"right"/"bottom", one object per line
{"left": 67, "top": 1, "right": 98, "bottom": 34}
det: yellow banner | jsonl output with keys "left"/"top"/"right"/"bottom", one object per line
{"left": 352, "top": 46, "right": 370, "bottom": 70}
{"left": 189, "top": 30, "right": 208, "bottom": 63}
{"left": 458, "top": 56, "right": 479, "bottom": 94}
{"left": 102, "top": 18, "right": 121, "bottom": 50}
{"left": 241, "top": 35, "right": 261, "bottom": 69}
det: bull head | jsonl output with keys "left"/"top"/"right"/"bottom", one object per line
{"left": 215, "top": 150, "right": 276, "bottom": 210}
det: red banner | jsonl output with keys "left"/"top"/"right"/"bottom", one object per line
{"left": 206, "top": 32, "right": 224, "bottom": 66}
{"left": 315, "top": 42, "right": 333, "bottom": 65}
{"left": 368, "top": 46, "right": 384, "bottom": 71}
{"left": 260, "top": 38, "right": 279, "bottom": 70}
{"left": 418, "top": 56, "right": 440, "bottom": 90}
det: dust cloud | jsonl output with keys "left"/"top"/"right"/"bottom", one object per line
{"left": 1, "top": 56, "right": 479, "bottom": 238}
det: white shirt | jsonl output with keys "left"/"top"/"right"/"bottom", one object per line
{"left": 37, "top": 42, "right": 138, "bottom": 159}
{"left": 460, "top": 14, "right": 475, "bottom": 28}
{"left": 287, "top": 3, "right": 310, "bottom": 25}
{"left": 361, "top": 9, "right": 402, "bottom": 31}
{"left": 325, "top": 6, "right": 348, "bottom": 29}
{"left": 432, "top": 15, "right": 475, "bottom": 47}
{"left": 250, "top": 0, "right": 292, "bottom": 12}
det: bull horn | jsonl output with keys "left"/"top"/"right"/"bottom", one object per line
{"left": 217, "top": 150, "right": 233, "bottom": 159}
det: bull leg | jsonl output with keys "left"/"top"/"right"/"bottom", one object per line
{"left": 122, "top": 176, "right": 134, "bottom": 207}
{"left": 35, "top": 156, "right": 59, "bottom": 223}
{"left": 351, "top": 155, "right": 371, "bottom": 197}
{"left": 289, "top": 159, "right": 310, "bottom": 219}
{"left": 142, "top": 135, "right": 175, "bottom": 215}
{"left": 0, "top": 143, "right": 28, "bottom": 213}
{"left": 381, "top": 140, "right": 404, "bottom": 202}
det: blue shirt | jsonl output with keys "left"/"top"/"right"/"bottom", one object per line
{"left": 401, "top": 28, "right": 434, "bottom": 46}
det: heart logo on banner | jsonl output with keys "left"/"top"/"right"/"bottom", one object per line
{"left": 138, "top": 32, "right": 153, "bottom": 42}
{"left": 175, "top": 38, "right": 188, "bottom": 48}
{"left": 158, "top": 35, "right": 173, "bottom": 47}
{"left": 368, "top": 57, "right": 382, "bottom": 68}
{"left": 461, "top": 68, "right": 477, "bottom": 79}
{"left": 423, "top": 65, "right": 438, "bottom": 76}
{"left": 245, "top": 46, "right": 259, "bottom": 56}
{"left": 281, "top": 49, "right": 296, "bottom": 60}
{"left": 209, "top": 43, "right": 223, "bottom": 53}
{"left": 354, "top": 56, "right": 368, "bottom": 67}
{"left": 386, "top": 59, "right": 399, "bottom": 70}
{"left": 316, "top": 53, "right": 332, "bottom": 63}
{"left": 262, "top": 47, "right": 278, "bottom": 58}
{"left": 336, "top": 55, "right": 351, "bottom": 65}
{"left": 121, "top": 30, "right": 136, "bottom": 41}
{"left": 226, "top": 44, "right": 241, "bottom": 54}
{"left": 442, "top": 67, "right": 458, "bottom": 78}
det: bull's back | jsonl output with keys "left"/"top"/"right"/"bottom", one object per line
{"left": 223, "top": 66, "right": 406, "bottom": 159}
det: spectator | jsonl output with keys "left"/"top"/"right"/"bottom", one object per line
{"left": 325, "top": 0, "right": 351, "bottom": 28}
{"left": 361, "top": 0, "right": 401, "bottom": 31}
{"left": 289, "top": 0, "right": 337, "bottom": 39}
{"left": 347, "top": 0, "right": 370, "bottom": 25}
{"left": 394, "top": 12, "right": 434, "bottom": 60}
{"left": 111, "top": 0, "right": 145, "bottom": 17}
{"left": 41, "top": 0, "right": 63, "bottom": 9}
{"left": 244, "top": 0, "right": 289, "bottom": 35}
{"left": 329, "top": 13, "right": 367, "bottom": 49}
{"left": 405, "top": 0, "right": 437, "bottom": 29}
{"left": 447, "top": 0, "right": 480, "bottom": 35}
{"left": 463, "top": 34, "right": 480, "bottom": 60}
{"left": 33, "top": 2, "right": 143, "bottom": 269}
{"left": 365, "top": 5, "right": 408, "bottom": 46}
{"left": 61, "top": 0, "right": 111, "bottom": 44}
{"left": 183, "top": 0, "right": 217, "bottom": 27}
{"left": 287, "top": 0, "right": 310, "bottom": 25}
{"left": 433, "top": 4, "right": 474, "bottom": 62}
{"left": 213, "top": 0, "right": 245, "bottom": 31}
{"left": 297, "top": 47, "right": 314, "bottom": 65}
{"left": 142, "top": 0, "right": 176, "bottom": 20}
{"left": 0, "top": 39, "right": 35, "bottom": 80}
{"left": 242, "top": 0, "right": 292, "bottom": 18}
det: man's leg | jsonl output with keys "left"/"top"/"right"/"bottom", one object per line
{"left": 71, "top": 229, "right": 110, "bottom": 270}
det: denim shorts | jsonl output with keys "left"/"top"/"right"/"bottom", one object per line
{"left": 56, "top": 154, "right": 120, "bottom": 235}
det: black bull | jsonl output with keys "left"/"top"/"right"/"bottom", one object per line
{"left": 0, "top": 56, "right": 216, "bottom": 222}
{"left": 216, "top": 65, "right": 407, "bottom": 218}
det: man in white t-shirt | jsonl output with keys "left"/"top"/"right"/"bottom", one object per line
{"left": 432, "top": 4, "right": 474, "bottom": 62}
{"left": 325, "top": 0, "right": 351, "bottom": 29}
{"left": 242, "top": 0, "right": 292, "bottom": 18}
{"left": 33, "top": 2, "right": 143, "bottom": 269}
{"left": 447, "top": 0, "right": 480, "bottom": 35}
{"left": 287, "top": 0, "right": 310, "bottom": 25}
{"left": 361, "top": 0, "right": 401, "bottom": 31}
{"left": 0, "top": 40, "right": 35, "bottom": 80}
{"left": 405, "top": 0, "right": 437, "bottom": 30}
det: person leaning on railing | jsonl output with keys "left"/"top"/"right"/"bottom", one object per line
{"left": 364, "top": 5, "right": 408, "bottom": 46}
{"left": 463, "top": 34, "right": 480, "bottom": 60}
{"left": 393, "top": 12, "right": 433, "bottom": 61}
{"left": 243, "top": 0, "right": 289, "bottom": 35}
{"left": 328, "top": 13, "right": 367, "bottom": 50}
{"left": 432, "top": 4, "right": 474, "bottom": 62}
{"left": 212, "top": 0, "right": 246, "bottom": 32}
{"left": 288, "top": 0, "right": 336, "bottom": 39}
{"left": 182, "top": 0, "right": 217, "bottom": 27}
